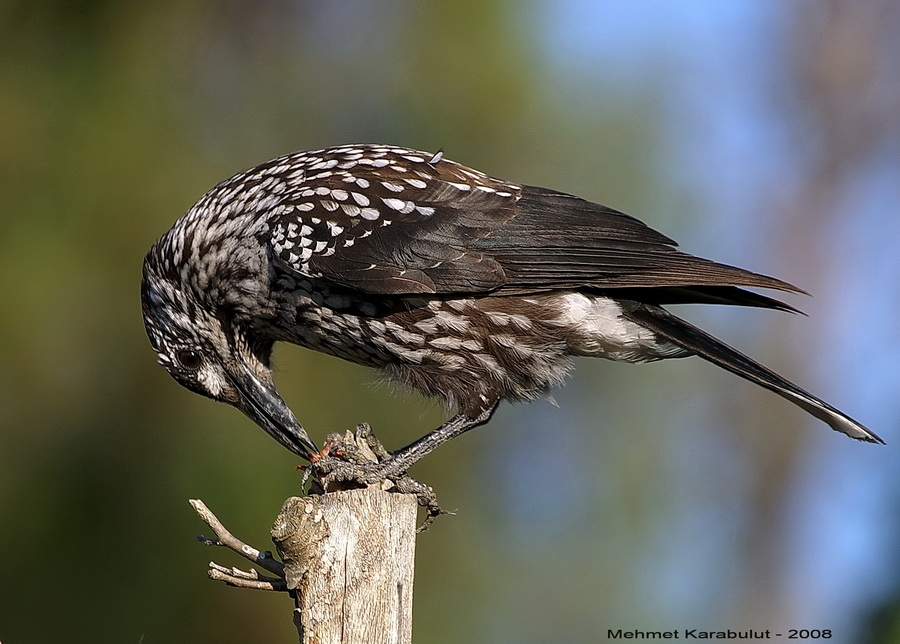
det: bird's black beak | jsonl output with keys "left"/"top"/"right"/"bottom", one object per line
{"left": 226, "top": 366, "right": 318, "bottom": 458}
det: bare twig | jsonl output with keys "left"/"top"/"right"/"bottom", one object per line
{"left": 208, "top": 561, "right": 285, "bottom": 584}
{"left": 189, "top": 498, "right": 287, "bottom": 590}
{"left": 208, "top": 563, "right": 288, "bottom": 591}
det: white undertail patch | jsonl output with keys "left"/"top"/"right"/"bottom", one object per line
{"left": 554, "top": 293, "right": 688, "bottom": 362}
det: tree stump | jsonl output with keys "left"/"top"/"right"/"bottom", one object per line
{"left": 272, "top": 488, "right": 418, "bottom": 644}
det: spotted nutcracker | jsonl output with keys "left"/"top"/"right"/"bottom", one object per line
{"left": 141, "top": 144, "right": 882, "bottom": 482}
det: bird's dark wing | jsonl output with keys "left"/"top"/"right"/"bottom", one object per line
{"left": 472, "top": 186, "right": 804, "bottom": 302}
{"left": 268, "top": 146, "right": 801, "bottom": 305}
{"left": 268, "top": 147, "right": 518, "bottom": 295}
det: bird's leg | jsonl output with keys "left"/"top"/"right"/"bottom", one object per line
{"left": 308, "top": 403, "right": 498, "bottom": 528}
{"left": 312, "top": 402, "right": 499, "bottom": 486}
{"left": 308, "top": 422, "right": 451, "bottom": 529}
{"left": 368, "top": 403, "right": 499, "bottom": 482}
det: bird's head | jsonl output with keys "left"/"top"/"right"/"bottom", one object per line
{"left": 140, "top": 247, "right": 317, "bottom": 457}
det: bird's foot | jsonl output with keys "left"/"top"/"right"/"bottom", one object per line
{"left": 305, "top": 423, "right": 447, "bottom": 531}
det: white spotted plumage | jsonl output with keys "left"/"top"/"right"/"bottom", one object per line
{"left": 141, "top": 143, "right": 882, "bottom": 468}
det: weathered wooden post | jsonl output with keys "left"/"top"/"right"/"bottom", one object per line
{"left": 272, "top": 489, "right": 417, "bottom": 643}
{"left": 190, "top": 430, "right": 424, "bottom": 643}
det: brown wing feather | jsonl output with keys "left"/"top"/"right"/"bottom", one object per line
{"left": 269, "top": 147, "right": 801, "bottom": 306}
{"left": 473, "top": 186, "right": 804, "bottom": 298}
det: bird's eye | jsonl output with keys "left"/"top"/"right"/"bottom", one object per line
{"left": 176, "top": 349, "right": 202, "bottom": 370}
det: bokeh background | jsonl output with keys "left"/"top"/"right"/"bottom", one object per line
{"left": 2, "top": 1, "right": 899, "bottom": 642}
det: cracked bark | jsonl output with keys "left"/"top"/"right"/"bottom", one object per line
{"left": 271, "top": 489, "right": 418, "bottom": 644}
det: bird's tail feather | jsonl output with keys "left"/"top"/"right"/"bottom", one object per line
{"left": 620, "top": 301, "right": 883, "bottom": 444}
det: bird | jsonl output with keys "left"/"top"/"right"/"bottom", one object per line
{"left": 141, "top": 144, "right": 882, "bottom": 481}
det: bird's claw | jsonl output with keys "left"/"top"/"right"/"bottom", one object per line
{"left": 305, "top": 423, "right": 446, "bottom": 530}
{"left": 308, "top": 423, "right": 400, "bottom": 488}
{"left": 305, "top": 438, "right": 343, "bottom": 464}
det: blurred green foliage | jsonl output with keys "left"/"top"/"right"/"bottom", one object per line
{"left": 0, "top": 3, "right": 673, "bottom": 641}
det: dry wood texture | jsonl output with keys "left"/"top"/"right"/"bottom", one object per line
{"left": 272, "top": 489, "right": 418, "bottom": 644}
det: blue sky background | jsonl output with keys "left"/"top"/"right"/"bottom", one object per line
{"left": 496, "top": 0, "right": 900, "bottom": 635}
